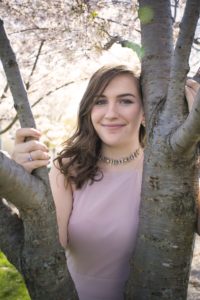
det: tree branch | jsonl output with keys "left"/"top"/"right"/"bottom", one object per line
{"left": 0, "top": 19, "right": 50, "bottom": 184}
{"left": 171, "top": 0, "right": 179, "bottom": 23}
{"left": 169, "top": 88, "right": 200, "bottom": 153}
{"left": 194, "top": 38, "right": 200, "bottom": 45}
{"left": 0, "top": 151, "right": 45, "bottom": 210}
{"left": 95, "top": 15, "right": 129, "bottom": 27}
{"left": 0, "top": 114, "right": 18, "bottom": 135}
{"left": 0, "top": 198, "right": 24, "bottom": 272}
{"left": 166, "top": 0, "right": 200, "bottom": 115}
{"left": 0, "top": 19, "right": 36, "bottom": 128}
{"left": 31, "top": 81, "right": 74, "bottom": 108}
{"left": 0, "top": 83, "right": 9, "bottom": 99}
{"left": 138, "top": 0, "right": 173, "bottom": 127}
{"left": 0, "top": 39, "right": 44, "bottom": 134}
{"left": 0, "top": 81, "right": 74, "bottom": 135}
{"left": 26, "top": 40, "right": 45, "bottom": 90}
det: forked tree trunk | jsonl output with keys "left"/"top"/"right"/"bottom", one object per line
{"left": 125, "top": 0, "right": 200, "bottom": 299}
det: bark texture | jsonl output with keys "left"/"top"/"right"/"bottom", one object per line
{"left": 125, "top": 0, "right": 200, "bottom": 299}
{"left": 0, "top": 20, "right": 78, "bottom": 300}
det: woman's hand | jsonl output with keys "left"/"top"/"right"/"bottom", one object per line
{"left": 185, "top": 79, "right": 200, "bottom": 112}
{"left": 12, "top": 128, "right": 50, "bottom": 173}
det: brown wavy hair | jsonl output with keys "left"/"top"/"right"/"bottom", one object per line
{"left": 55, "top": 65, "right": 145, "bottom": 189}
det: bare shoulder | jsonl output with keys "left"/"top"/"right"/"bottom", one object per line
{"left": 49, "top": 159, "right": 72, "bottom": 192}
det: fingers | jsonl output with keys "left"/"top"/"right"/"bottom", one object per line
{"left": 186, "top": 79, "right": 200, "bottom": 91}
{"left": 13, "top": 147, "right": 50, "bottom": 164}
{"left": 185, "top": 79, "right": 200, "bottom": 112}
{"left": 15, "top": 128, "right": 41, "bottom": 144}
{"left": 185, "top": 85, "right": 196, "bottom": 98}
{"left": 23, "top": 158, "right": 50, "bottom": 174}
{"left": 12, "top": 127, "right": 50, "bottom": 173}
{"left": 12, "top": 148, "right": 50, "bottom": 173}
{"left": 14, "top": 140, "right": 49, "bottom": 155}
{"left": 27, "top": 149, "right": 50, "bottom": 162}
{"left": 185, "top": 86, "right": 194, "bottom": 112}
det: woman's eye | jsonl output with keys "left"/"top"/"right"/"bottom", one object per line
{"left": 120, "top": 99, "right": 134, "bottom": 104}
{"left": 94, "top": 99, "right": 107, "bottom": 105}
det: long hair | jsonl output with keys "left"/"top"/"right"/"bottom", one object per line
{"left": 55, "top": 65, "right": 145, "bottom": 189}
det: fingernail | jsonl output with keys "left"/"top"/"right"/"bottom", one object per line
{"left": 35, "top": 130, "right": 41, "bottom": 136}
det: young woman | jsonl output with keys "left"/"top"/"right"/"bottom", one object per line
{"left": 12, "top": 65, "right": 199, "bottom": 300}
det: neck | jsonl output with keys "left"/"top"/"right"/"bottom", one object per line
{"left": 101, "top": 143, "right": 141, "bottom": 159}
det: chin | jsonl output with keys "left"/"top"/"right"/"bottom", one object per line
{"left": 103, "top": 140, "right": 125, "bottom": 148}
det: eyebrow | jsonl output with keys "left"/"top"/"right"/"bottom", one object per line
{"left": 95, "top": 93, "right": 136, "bottom": 98}
{"left": 116, "top": 93, "right": 136, "bottom": 98}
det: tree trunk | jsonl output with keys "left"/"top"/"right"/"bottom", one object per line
{"left": 0, "top": 20, "right": 78, "bottom": 300}
{"left": 125, "top": 134, "right": 198, "bottom": 299}
{"left": 125, "top": 0, "right": 200, "bottom": 299}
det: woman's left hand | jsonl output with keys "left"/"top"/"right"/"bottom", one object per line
{"left": 185, "top": 79, "right": 200, "bottom": 112}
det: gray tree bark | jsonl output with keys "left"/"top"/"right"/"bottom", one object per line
{"left": 0, "top": 19, "right": 78, "bottom": 300}
{"left": 125, "top": 0, "right": 200, "bottom": 299}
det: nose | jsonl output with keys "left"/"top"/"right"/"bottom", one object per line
{"left": 105, "top": 102, "right": 119, "bottom": 118}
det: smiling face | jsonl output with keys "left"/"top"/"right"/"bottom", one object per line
{"left": 91, "top": 74, "right": 144, "bottom": 155}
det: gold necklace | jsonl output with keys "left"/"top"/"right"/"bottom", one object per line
{"left": 99, "top": 148, "right": 140, "bottom": 166}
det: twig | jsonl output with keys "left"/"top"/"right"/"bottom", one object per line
{"left": 26, "top": 40, "right": 45, "bottom": 90}
{"left": 165, "top": 0, "right": 200, "bottom": 114}
{"left": 0, "top": 81, "right": 74, "bottom": 135}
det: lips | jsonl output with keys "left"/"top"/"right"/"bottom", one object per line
{"left": 100, "top": 124, "right": 126, "bottom": 133}
{"left": 102, "top": 124, "right": 125, "bottom": 128}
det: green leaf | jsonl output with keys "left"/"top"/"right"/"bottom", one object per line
{"left": 138, "top": 6, "right": 154, "bottom": 24}
{"left": 121, "top": 41, "right": 145, "bottom": 61}
{"left": 90, "top": 11, "right": 98, "bottom": 19}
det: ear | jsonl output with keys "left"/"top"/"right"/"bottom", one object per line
{"left": 141, "top": 115, "right": 145, "bottom": 127}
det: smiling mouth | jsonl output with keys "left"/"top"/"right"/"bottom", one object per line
{"left": 101, "top": 124, "right": 126, "bottom": 132}
{"left": 102, "top": 124, "right": 125, "bottom": 127}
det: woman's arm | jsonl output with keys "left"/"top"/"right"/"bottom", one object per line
{"left": 12, "top": 128, "right": 73, "bottom": 248}
{"left": 49, "top": 163, "right": 73, "bottom": 249}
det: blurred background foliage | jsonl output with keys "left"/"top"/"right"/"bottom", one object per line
{"left": 0, "top": 252, "right": 30, "bottom": 300}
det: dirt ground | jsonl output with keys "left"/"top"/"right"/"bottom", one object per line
{"left": 188, "top": 234, "right": 200, "bottom": 299}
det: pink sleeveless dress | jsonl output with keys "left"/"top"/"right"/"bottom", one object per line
{"left": 66, "top": 167, "right": 142, "bottom": 300}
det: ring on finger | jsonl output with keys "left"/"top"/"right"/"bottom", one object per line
{"left": 28, "top": 152, "right": 33, "bottom": 162}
